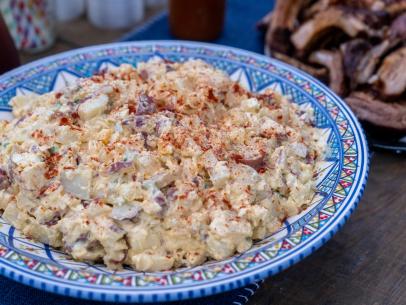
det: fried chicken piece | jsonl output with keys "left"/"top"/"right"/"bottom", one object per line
{"left": 291, "top": 8, "right": 370, "bottom": 53}
{"left": 309, "top": 50, "right": 346, "bottom": 95}
{"left": 346, "top": 92, "right": 406, "bottom": 130}
{"left": 265, "top": 0, "right": 305, "bottom": 53}
{"left": 375, "top": 47, "right": 406, "bottom": 97}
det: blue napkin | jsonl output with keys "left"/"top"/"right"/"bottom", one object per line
{"left": 0, "top": 1, "right": 273, "bottom": 304}
{"left": 120, "top": 0, "right": 275, "bottom": 53}
{"left": 0, "top": 276, "right": 262, "bottom": 305}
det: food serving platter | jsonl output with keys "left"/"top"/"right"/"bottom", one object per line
{"left": 0, "top": 41, "right": 369, "bottom": 302}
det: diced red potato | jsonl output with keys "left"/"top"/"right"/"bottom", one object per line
{"left": 108, "top": 161, "right": 133, "bottom": 173}
{"left": 111, "top": 204, "right": 141, "bottom": 221}
{"left": 230, "top": 147, "right": 266, "bottom": 171}
{"left": 78, "top": 94, "right": 109, "bottom": 120}
{"left": 136, "top": 94, "right": 156, "bottom": 115}
{"left": 60, "top": 168, "right": 92, "bottom": 200}
{"left": 0, "top": 168, "right": 10, "bottom": 190}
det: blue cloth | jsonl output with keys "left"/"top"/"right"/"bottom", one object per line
{"left": 0, "top": 276, "right": 262, "bottom": 305}
{"left": 0, "top": 1, "right": 273, "bottom": 304}
{"left": 120, "top": 0, "right": 274, "bottom": 53}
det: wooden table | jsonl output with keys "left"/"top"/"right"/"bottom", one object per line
{"left": 19, "top": 15, "right": 406, "bottom": 305}
{"left": 250, "top": 151, "right": 406, "bottom": 305}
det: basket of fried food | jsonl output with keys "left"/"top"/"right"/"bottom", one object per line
{"left": 258, "top": 0, "right": 406, "bottom": 132}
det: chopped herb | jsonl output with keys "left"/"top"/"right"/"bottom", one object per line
{"left": 49, "top": 146, "right": 58, "bottom": 154}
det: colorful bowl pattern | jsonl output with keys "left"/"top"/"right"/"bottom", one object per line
{"left": 0, "top": 41, "right": 369, "bottom": 303}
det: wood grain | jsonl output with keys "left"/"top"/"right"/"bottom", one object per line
{"left": 248, "top": 151, "right": 406, "bottom": 305}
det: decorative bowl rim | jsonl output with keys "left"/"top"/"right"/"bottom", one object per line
{"left": 0, "top": 40, "right": 370, "bottom": 303}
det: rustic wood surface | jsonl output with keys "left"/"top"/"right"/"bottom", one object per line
{"left": 249, "top": 151, "right": 406, "bottom": 305}
{"left": 18, "top": 13, "right": 406, "bottom": 305}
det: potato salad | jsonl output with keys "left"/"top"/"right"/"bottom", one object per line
{"left": 0, "top": 59, "right": 326, "bottom": 271}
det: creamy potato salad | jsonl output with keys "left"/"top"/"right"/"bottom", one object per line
{"left": 0, "top": 59, "right": 325, "bottom": 271}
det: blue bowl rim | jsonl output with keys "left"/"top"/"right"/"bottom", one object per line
{"left": 0, "top": 40, "right": 370, "bottom": 303}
